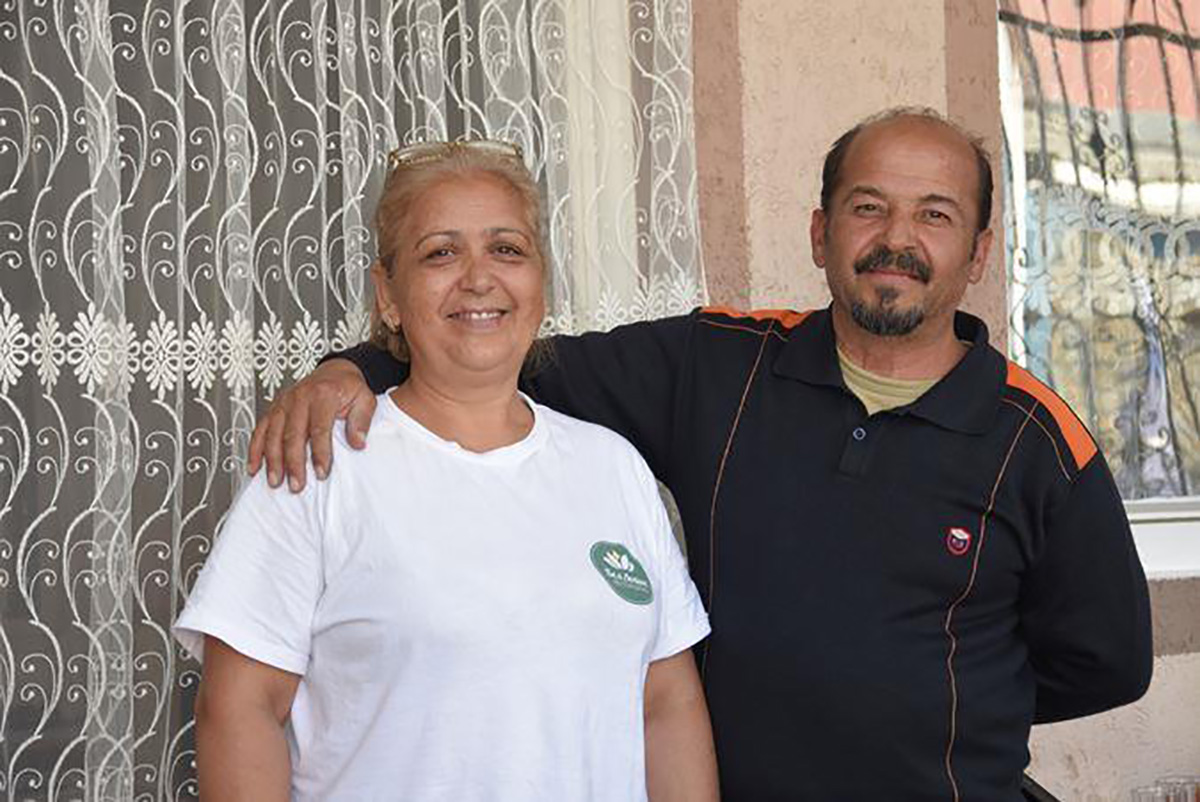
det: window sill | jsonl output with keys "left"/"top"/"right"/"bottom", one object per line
{"left": 1127, "top": 497, "right": 1200, "bottom": 580}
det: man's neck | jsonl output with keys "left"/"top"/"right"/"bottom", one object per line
{"left": 831, "top": 307, "right": 968, "bottom": 381}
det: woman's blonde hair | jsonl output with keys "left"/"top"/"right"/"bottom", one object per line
{"left": 369, "top": 142, "right": 547, "bottom": 364}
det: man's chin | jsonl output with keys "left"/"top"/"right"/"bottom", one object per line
{"left": 849, "top": 301, "right": 925, "bottom": 337}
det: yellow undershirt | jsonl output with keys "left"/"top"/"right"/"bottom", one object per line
{"left": 837, "top": 347, "right": 939, "bottom": 417}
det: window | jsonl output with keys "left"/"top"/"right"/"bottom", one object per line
{"left": 999, "top": 0, "right": 1200, "bottom": 505}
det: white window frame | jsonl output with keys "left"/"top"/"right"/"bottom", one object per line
{"left": 1125, "top": 497, "right": 1200, "bottom": 580}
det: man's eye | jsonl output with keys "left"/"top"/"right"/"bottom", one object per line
{"left": 922, "top": 209, "right": 952, "bottom": 223}
{"left": 853, "top": 203, "right": 881, "bottom": 214}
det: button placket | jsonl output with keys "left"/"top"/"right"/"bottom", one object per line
{"left": 839, "top": 421, "right": 877, "bottom": 476}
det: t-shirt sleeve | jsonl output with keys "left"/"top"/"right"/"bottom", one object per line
{"left": 173, "top": 469, "right": 326, "bottom": 675}
{"left": 624, "top": 447, "right": 710, "bottom": 661}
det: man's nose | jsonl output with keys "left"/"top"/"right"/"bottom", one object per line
{"left": 881, "top": 211, "right": 918, "bottom": 250}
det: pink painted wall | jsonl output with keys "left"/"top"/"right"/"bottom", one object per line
{"left": 693, "top": 0, "right": 1006, "bottom": 341}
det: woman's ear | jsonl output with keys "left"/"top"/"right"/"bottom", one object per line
{"left": 371, "top": 260, "right": 400, "bottom": 332}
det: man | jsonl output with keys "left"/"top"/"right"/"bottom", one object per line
{"left": 248, "top": 108, "right": 1152, "bottom": 801}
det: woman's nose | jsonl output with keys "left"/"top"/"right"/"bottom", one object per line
{"left": 457, "top": 253, "right": 495, "bottom": 293}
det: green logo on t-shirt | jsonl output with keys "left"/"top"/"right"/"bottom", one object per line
{"left": 590, "top": 542, "right": 654, "bottom": 605}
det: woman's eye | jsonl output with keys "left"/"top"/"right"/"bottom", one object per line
{"left": 424, "top": 246, "right": 454, "bottom": 260}
{"left": 493, "top": 242, "right": 526, "bottom": 257}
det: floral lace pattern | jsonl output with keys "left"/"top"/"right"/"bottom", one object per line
{"left": 0, "top": 1, "right": 703, "bottom": 799}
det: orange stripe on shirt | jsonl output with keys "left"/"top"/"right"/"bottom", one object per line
{"left": 1006, "top": 362, "right": 1098, "bottom": 470}
{"left": 702, "top": 306, "right": 812, "bottom": 329}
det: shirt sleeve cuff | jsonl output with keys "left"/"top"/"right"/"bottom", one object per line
{"left": 649, "top": 616, "right": 711, "bottom": 663}
{"left": 173, "top": 613, "right": 309, "bottom": 676}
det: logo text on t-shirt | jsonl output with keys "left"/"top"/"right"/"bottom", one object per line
{"left": 589, "top": 542, "right": 654, "bottom": 605}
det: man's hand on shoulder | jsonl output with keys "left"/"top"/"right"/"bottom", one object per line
{"left": 247, "top": 358, "right": 377, "bottom": 492}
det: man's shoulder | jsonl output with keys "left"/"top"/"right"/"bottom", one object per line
{"left": 695, "top": 306, "right": 818, "bottom": 336}
{"left": 1001, "top": 360, "right": 1099, "bottom": 475}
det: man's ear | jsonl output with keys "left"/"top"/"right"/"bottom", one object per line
{"left": 370, "top": 260, "right": 400, "bottom": 330}
{"left": 967, "top": 228, "right": 994, "bottom": 285}
{"left": 810, "top": 209, "right": 828, "bottom": 269}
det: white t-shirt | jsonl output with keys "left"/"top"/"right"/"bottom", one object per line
{"left": 174, "top": 393, "right": 710, "bottom": 802}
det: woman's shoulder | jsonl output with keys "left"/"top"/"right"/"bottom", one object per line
{"left": 324, "top": 396, "right": 405, "bottom": 466}
{"left": 536, "top": 403, "right": 640, "bottom": 454}
{"left": 535, "top": 403, "right": 654, "bottom": 479}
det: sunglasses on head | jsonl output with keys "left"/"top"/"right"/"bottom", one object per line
{"left": 386, "top": 139, "right": 524, "bottom": 171}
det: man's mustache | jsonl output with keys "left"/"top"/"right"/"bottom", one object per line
{"left": 853, "top": 246, "right": 932, "bottom": 283}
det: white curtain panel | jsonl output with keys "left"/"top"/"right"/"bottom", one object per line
{"left": 0, "top": 1, "right": 704, "bottom": 799}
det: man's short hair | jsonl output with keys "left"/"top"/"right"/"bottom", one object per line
{"left": 819, "top": 106, "right": 994, "bottom": 234}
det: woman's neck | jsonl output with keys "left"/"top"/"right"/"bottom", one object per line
{"left": 390, "top": 372, "right": 533, "bottom": 453}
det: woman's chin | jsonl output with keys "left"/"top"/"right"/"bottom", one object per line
{"left": 432, "top": 349, "right": 527, "bottom": 384}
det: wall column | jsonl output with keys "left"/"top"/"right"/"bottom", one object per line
{"left": 693, "top": 0, "right": 1006, "bottom": 341}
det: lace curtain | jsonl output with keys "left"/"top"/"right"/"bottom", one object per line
{"left": 1000, "top": 0, "right": 1200, "bottom": 499}
{"left": 0, "top": 1, "right": 704, "bottom": 798}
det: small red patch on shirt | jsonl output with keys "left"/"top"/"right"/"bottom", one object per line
{"left": 946, "top": 527, "right": 973, "bottom": 557}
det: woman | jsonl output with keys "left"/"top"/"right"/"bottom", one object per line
{"left": 174, "top": 141, "right": 717, "bottom": 801}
